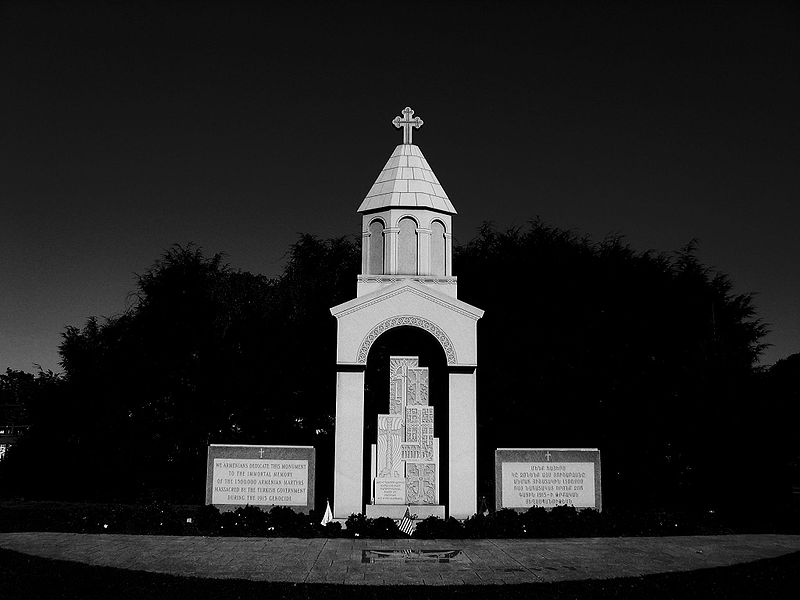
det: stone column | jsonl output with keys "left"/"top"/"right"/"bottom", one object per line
{"left": 361, "top": 230, "right": 370, "bottom": 275}
{"left": 417, "top": 227, "right": 432, "bottom": 276}
{"left": 384, "top": 228, "right": 399, "bottom": 275}
{"left": 444, "top": 232, "right": 454, "bottom": 277}
{"left": 448, "top": 367, "right": 477, "bottom": 519}
{"left": 333, "top": 368, "right": 365, "bottom": 519}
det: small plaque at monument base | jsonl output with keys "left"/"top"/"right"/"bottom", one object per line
{"left": 375, "top": 477, "right": 406, "bottom": 504}
{"left": 495, "top": 448, "right": 601, "bottom": 511}
{"left": 205, "top": 444, "right": 315, "bottom": 513}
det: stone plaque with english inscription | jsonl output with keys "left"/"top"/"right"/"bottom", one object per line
{"left": 206, "top": 444, "right": 315, "bottom": 513}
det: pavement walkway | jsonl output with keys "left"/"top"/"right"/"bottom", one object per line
{"left": 1, "top": 532, "right": 798, "bottom": 586}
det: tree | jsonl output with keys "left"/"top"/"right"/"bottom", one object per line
{"left": 760, "top": 353, "right": 800, "bottom": 508}
{"left": 0, "top": 368, "right": 65, "bottom": 489}
{"left": 455, "top": 221, "right": 770, "bottom": 513}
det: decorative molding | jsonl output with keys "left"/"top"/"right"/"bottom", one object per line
{"left": 357, "top": 315, "right": 457, "bottom": 365}
{"left": 341, "top": 282, "right": 478, "bottom": 321}
{"left": 357, "top": 275, "right": 457, "bottom": 285}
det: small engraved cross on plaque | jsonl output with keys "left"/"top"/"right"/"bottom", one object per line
{"left": 259, "top": 448, "right": 265, "bottom": 458}
{"left": 392, "top": 107, "right": 423, "bottom": 144}
{"left": 545, "top": 451, "right": 552, "bottom": 461}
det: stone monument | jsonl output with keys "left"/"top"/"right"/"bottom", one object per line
{"left": 495, "top": 448, "right": 601, "bottom": 511}
{"left": 205, "top": 444, "right": 316, "bottom": 513}
{"left": 330, "top": 108, "right": 484, "bottom": 520}
{"left": 366, "top": 356, "right": 443, "bottom": 519}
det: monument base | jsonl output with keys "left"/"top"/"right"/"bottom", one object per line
{"left": 365, "top": 504, "right": 445, "bottom": 520}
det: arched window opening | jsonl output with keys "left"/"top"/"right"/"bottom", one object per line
{"left": 368, "top": 220, "right": 385, "bottom": 275}
{"left": 398, "top": 217, "right": 417, "bottom": 275}
{"left": 431, "top": 220, "right": 446, "bottom": 277}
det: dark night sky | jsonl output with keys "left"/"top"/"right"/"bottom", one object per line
{"left": 1, "top": 1, "right": 798, "bottom": 372}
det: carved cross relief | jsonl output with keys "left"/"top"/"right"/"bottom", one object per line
{"left": 406, "top": 462, "right": 436, "bottom": 504}
{"left": 377, "top": 414, "right": 404, "bottom": 477}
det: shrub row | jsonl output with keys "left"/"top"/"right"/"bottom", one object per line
{"left": 413, "top": 506, "right": 724, "bottom": 539}
{"left": 1, "top": 501, "right": 797, "bottom": 538}
{"left": 0, "top": 501, "right": 340, "bottom": 537}
{"left": 79, "top": 504, "right": 343, "bottom": 537}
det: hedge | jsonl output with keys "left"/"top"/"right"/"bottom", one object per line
{"left": 1, "top": 501, "right": 797, "bottom": 538}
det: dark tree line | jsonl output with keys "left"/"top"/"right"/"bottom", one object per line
{"left": 455, "top": 222, "right": 789, "bottom": 516}
{"left": 1, "top": 221, "right": 795, "bottom": 518}
{"left": 1, "top": 236, "right": 359, "bottom": 503}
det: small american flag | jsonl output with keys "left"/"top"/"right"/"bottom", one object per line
{"left": 397, "top": 508, "right": 415, "bottom": 536}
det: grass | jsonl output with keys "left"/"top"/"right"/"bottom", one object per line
{"left": 1, "top": 547, "right": 798, "bottom": 600}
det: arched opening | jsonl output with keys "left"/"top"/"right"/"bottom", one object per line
{"left": 397, "top": 217, "right": 417, "bottom": 275}
{"left": 431, "top": 220, "right": 446, "bottom": 277}
{"left": 368, "top": 219, "right": 385, "bottom": 275}
{"left": 363, "top": 326, "right": 449, "bottom": 510}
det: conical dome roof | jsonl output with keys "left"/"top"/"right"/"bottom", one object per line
{"left": 357, "top": 144, "right": 456, "bottom": 214}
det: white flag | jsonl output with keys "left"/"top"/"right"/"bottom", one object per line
{"left": 320, "top": 500, "right": 333, "bottom": 526}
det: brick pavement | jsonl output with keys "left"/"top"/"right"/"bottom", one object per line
{"left": 0, "top": 532, "right": 798, "bottom": 586}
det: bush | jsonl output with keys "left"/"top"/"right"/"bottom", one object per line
{"left": 489, "top": 508, "right": 524, "bottom": 538}
{"left": 77, "top": 502, "right": 183, "bottom": 535}
{"left": 266, "top": 506, "right": 315, "bottom": 537}
{"left": 234, "top": 505, "right": 268, "bottom": 536}
{"left": 544, "top": 505, "right": 580, "bottom": 537}
{"left": 576, "top": 507, "right": 605, "bottom": 537}
{"left": 194, "top": 504, "right": 221, "bottom": 535}
{"left": 367, "top": 516, "right": 403, "bottom": 538}
{"left": 204, "top": 505, "right": 319, "bottom": 537}
{"left": 412, "top": 516, "right": 464, "bottom": 539}
{"left": 462, "top": 512, "right": 492, "bottom": 538}
{"left": 135, "top": 502, "right": 183, "bottom": 535}
{"left": 344, "top": 512, "right": 369, "bottom": 537}
{"left": 342, "top": 513, "right": 405, "bottom": 538}
{"left": 319, "top": 520, "right": 343, "bottom": 537}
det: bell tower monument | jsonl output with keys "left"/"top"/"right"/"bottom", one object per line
{"left": 330, "top": 108, "right": 483, "bottom": 520}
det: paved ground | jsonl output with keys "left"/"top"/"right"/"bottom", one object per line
{"left": 1, "top": 532, "right": 798, "bottom": 586}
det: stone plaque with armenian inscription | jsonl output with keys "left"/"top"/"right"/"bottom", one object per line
{"left": 495, "top": 448, "right": 601, "bottom": 512}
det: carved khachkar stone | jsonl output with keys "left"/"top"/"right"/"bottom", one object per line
{"left": 377, "top": 414, "right": 404, "bottom": 478}
{"left": 406, "top": 462, "right": 436, "bottom": 504}
{"left": 406, "top": 367, "right": 429, "bottom": 406}
{"left": 405, "top": 406, "right": 435, "bottom": 462}
{"left": 373, "top": 356, "right": 439, "bottom": 506}
{"left": 389, "top": 357, "right": 418, "bottom": 415}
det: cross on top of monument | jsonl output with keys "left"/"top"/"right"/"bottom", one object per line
{"left": 392, "top": 107, "right": 423, "bottom": 145}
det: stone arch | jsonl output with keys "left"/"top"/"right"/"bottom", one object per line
{"left": 367, "top": 218, "right": 385, "bottom": 275}
{"left": 430, "top": 219, "right": 446, "bottom": 277}
{"left": 356, "top": 315, "right": 457, "bottom": 365}
{"left": 397, "top": 216, "right": 418, "bottom": 275}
